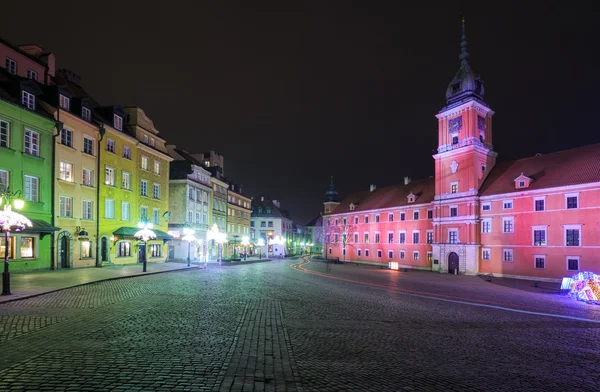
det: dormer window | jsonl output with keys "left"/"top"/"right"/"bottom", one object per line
{"left": 27, "top": 69, "right": 37, "bottom": 80}
{"left": 82, "top": 107, "right": 91, "bottom": 122}
{"left": 407, "top": 192, "right": 416, "bottom": 203}
{"left": 59, "top": 94, "right": 70, "bottom": 110}
{"left": 5, "top": 57, "right": 17, "bottom": 75}
{"left": 113, "top": 114, "right": 123, "bottom": 131}
{"left": 349, "top": 203, "right": 356, "bottom": 211}
{"left": 143, "top": 135, "right": 148, "bottom": 143}
{"left": 150, "top": 138, "right": 155, "bottom": 147}
{"left": 22, "top": 91, "right": 35, "bottom": 110}
{"left": 514, "top": 173, "right": 533, "bottom": 189}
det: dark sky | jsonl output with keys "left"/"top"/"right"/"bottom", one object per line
{"left": 2, "top": 2, "right": 599, "bottom": 224}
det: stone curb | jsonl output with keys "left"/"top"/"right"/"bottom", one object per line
{"left": 0, "top": 265, "right": 199, "bottom": 305}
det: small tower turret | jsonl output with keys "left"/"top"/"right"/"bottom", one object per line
{"left": 323, "top": 176, "right": 340, "bottom": 214}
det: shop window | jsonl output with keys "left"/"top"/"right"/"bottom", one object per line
{"left": 150, "top": 244, "right": 161, "bottom": 257}
{"left": 20, "top": 237, "right": 34, "bottom": 258}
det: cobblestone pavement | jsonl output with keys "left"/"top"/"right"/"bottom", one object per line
{"left": 1, "top": 258, "right": 599, "bottom": 391}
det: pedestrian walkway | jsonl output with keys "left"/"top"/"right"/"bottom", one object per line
{"left": 0, "top": 262, "right": 197, "bottom": 304}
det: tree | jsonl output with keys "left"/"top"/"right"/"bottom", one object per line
{"left": 326, "top": 215, "right": 357, "bottom": 262}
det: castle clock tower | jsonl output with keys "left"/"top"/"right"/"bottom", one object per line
{"left": 431, "top": 18, "right": 497, "bottom": 275}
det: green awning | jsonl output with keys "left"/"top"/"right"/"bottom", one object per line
{"left": 112, "top": 226, "right": 173, "bottom": 240}
{"left": 20, "top": 219, "right": 60, "bottom": 234}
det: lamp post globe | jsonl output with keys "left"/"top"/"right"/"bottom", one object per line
{"left": 0, "top": 190, "right": 31, "bottom": 296}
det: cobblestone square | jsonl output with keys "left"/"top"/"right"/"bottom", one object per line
{"left": 1, "top": 259, "right": 599, "bottom": 391}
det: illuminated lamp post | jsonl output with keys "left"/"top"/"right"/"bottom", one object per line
{"left": 134, "top": 222, "right": 156, "bottom": 272}
{"left": 257, "top": 238, "right": 265, "bottom": 259}
{"left": 0, "top": 190, "right": 31, "bottom": 296}
{"left": 182, "top": 228, "right": 196, "bottom": 267}
{"left": 207, "top": 223, "right": 227, "bottom": 266}
{"left": 241, "top": 236, "right": 250, "bottom": 261}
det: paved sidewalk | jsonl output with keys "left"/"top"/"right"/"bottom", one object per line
{"left": 0, "top": 262, "right": 197, "bottom": 304}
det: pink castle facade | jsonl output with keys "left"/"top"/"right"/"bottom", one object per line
{"left": 322, "top": 22, "right": 600, "bottom": 282}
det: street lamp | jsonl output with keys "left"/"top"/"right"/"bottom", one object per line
{"left": 134, "top": 222, "right": 156, "bottom": 272}
{"left": 257, "top": 238, "right": 265, "bottom": 259}
{"left": 0, "top": 190, "right": 31, "bottom": 296}
{"left": 241, "top": 235, "right": 249, "bottom": 261}
{"left": 182, "top": 228, "right": 196, "bottom": 267}
{"left": 207, "top": 223, "right": 227, "bottom": 265}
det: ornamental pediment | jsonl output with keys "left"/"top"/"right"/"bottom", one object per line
{"left": 514, "top": 173, "right": 533, "bottom": 189}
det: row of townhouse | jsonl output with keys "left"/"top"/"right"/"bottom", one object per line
{"left": 0, "top": 37, "right": 253, "bottom": 271}
{"left": 320, "top": 24, "right": 600, "bottom": 281}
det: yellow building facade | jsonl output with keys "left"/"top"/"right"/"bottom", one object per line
{"left": 97, "top": 106, "right": 172, "bottom": 265}
{"left": 227, "top": 185, "right": 252, "bottom": 257}
{"left": 42, "top": 78, "right": 101, "bottom": 269}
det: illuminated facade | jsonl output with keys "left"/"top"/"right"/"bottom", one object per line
{"left": 226, "top": 184, "right": 251, "bottom": 257}
{"left": 166, "top": 146, "right": 213, "bottom": 261}
{"left": 323, "top": 21, "right": 600, "bottom": 281}
{"left": 0, "top": 66, "right": 58, "bottom": 271}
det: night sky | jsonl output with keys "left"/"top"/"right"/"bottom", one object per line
{"left": 2, "top": 2, "right": 599, "bottom": 224}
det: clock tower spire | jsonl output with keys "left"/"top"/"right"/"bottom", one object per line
{"left": 431, "top": 18, "right": 497, "bottom": 276}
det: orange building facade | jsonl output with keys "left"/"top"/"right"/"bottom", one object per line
{"left": 323, "top": 22, "right": 600, "bottom": 282}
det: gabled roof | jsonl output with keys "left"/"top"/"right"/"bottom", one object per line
{"left": 0, "top": 68, "right": 55, "bottom": 121}
{"left": 305, "top": 215, "right": 322, "bottom": 227}
{"left": 329, "top": 178, "right": 435, "bottom": 215}
{"left": 480, "top": 143, "right": 600, "bottom": 196}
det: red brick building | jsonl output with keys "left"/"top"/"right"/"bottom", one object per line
{"left": 322, "top": 22, "right": 600, "bottom": 282}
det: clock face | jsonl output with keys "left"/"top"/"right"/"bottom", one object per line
{"left": 449, "top": 116, "right": 463, "bottom": 133}
{"left": 477, "top": 115, "right": 486, "bottom": 131}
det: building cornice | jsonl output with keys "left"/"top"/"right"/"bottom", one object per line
{"left": 479, "top": 181, "right": 600, "bottom": 200}
{"left": 436, "top": 99, "right": 495, "bottom": 119}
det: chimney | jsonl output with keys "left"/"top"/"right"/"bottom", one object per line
{"left": 273, "top": 200, "right": 280, "bottom": 208}
{"left": 369, "top": 184, "right": 376, "bottom": 192}
{"left": 404, "top": 177, "right": 411, "bottom": 185}
{"left": 261, "top": 196, "right": 264, "bottom": 202}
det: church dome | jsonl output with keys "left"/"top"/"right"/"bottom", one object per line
{"left": 445, "top": 18, "right": 485, "bottom": 105}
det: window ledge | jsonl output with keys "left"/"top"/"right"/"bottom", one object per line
{"left": 22, "top": 152, "right": 44, "bottom": 160}
{"left": 0, "top": 145, "right": 16, "bottom": 152}
{"left": 58, "top": 216, "right": 76, "bottom": 219}
{"left": 58, "top": 143, "right": 76, "bottom": 150}
{"left": 58, "top": 179, "right": 76, "bottom": 184}
{"left": 82, "top": 184, "right": 96, "bottom": 189}
{"left": 81, "top": 151, "right": 96, "bottom": 158}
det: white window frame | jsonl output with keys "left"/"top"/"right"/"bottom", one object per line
{"left": 353, "top": 233, "right": 359, "bottom": 243}
{"left": 503, "top": 199, "right": 513, "bottom": 209}
{"left": 150, "top": 138, "right": 155, "bottom": 147}
{"left": 140, "top": 180, "right": 148, "bottom": 197}
{"left": 532, "top": 226, "right": 547, "bottom": 246}
{"left": 450, "top": 181, "right": 458, "bottom": 194}
{"left": 59, "top": 196, "right": 73, "bottom": 217}
{"left": 449, "top": 205, "right": 458, "bottom": 217}
{"left": 105, "top": 167, "right": 115, "bottom": 186}
{"left": 502, "top": 217, "right": 514, "bottom": 233}
{"left": 387, "top": 231, "right": 394, "bottom": 244}
{"left": 481, "top": 202, "right": 491, "bottom": 212}
{"left": 114, "top": 114, "right": 123, "bottom": 131}
{"left": 105, "top": 198, "right": 115, "bottom": 219}
{"left": 354, "top": 216, "right": 358, "bottom": 224}
{"left": 427, "top": 251, "right": 433, "bottom": 262}
{"left": 399, "top": 250, "right": 405, "bottom": 260}
{"left": 534, "top": 255, "right": 546, "bottom": 270}
{"left": 22, "top": 90, "right": 35, "bottom": 110}
{"left": 153, "top": 208, "right": 160, "bottom": 225}
{"left": 24, "top": 129, "right": 39, "bottom": 156}
{"left": 82, "top": 107, "right": 91, "bottom": 122}
{"left": 365, "top": 249, "right": 369, "bottom": 257}
{"left": 140, "top": 206, "right": 148, "bottom": 222}
{"left": 400, "top": 211, "right": 406, "bottom": 221}
{"left": 83, "top": 136, "right": 95, "bottom": 156}
{"left": 357, "top": 249, "right": 361, "bottom": 257}
{"left": 566, "top": 256, "right": 580, "bottom": 271}
{"left": 388, "top": 250, "right": 393, "bottom": 259}
{"left": 388, "top": 213, "right": 394, "bottom": 222}
{"left": 413, "top": 251, "right": 419, "bottom": 261}
{"left": 143, "top": 135, "right": 148, "bottom": 143}
{"left": 481, "top": 218, "right": 492, "bottom": 234}
{"left": 412, "top": 230, "right": 420, "bottom": 244}
{"left": 154, "top": 160, "right": 160, "bottom": 174}
{"left": 122, "top": 171, "right": 131, "bottom": 190}
{"left": 24, "top": 175, "right": 39, "bottom": 202}
{"left": 482, "top": 248, "right": 491, "bottom": 261}
{"left": 564, "top": 225, "right": 582, "bottom": 247}
{"left": 82, "top": 200, "right": 93, "bottom": 220}
{"left": 377, "top": 249, "right": 382, "bottom": 258}
{"left": 59, "top": 94, "right": 70, "bottom": 110}
{"left": 374, "top": 231, "right": 380, "bottom": 244}
{"left": 363, "top": 232, "right": 369, "bottom": 244}
{"left": 153, "top": 183, "right": 160, "bottom": 199}
{"left": 6, "top": 57, "right": 17, "bottom": 74}
{"left": 427, "top": 209, "right": 433, "bottom": 219}
{"left": 121, "top": 201, "right": 130, "bottom": 221}
{"left": 0, "top": 119, "right": 9, "bottom": 148}
{"left": 448, "top": 229, "right": 459, "bottom": 244}
{"left": 413, "top": 210, "right": 419, "bottom": 220}
{"left": 0, "top": 169, "right": 8, "bottom": 192}
{"left": 27, "top": 69, "right": 38, "bottom": 81}
{"left": 534, "top": 196, "right": 545, "bottom": 212}
{"left": 59, "top": 161, "right": 73, "bottom": 182}
{"left": 123, "top": 145, "right": 131, "bottom": 159}
{"left": 141, "top": 155, "right": 149, "bottom": 170}
{"left": 565, "top": 193, "right": 579, "bottom": 209}
{"left": 375, "top": 214, "right": 380, "bottom": 223}
{"left": 106, "top": 138, "right": 115, "bottom": 153}
{"left": 60, "top": 128, "right": 73, "bottom": 147}
{"left": 502, "top": 248, "right": 513, "bottom": 262}
{"left": 426, "top": 230, "right": 433, "bottom": 244}
{"left": 399, "top": 230, "right": 406, "bottom": 244}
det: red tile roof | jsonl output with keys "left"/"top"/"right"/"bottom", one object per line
{"left": 480, "top": 143, "right": 600, "bottom": 196}
{"left": 328, "top": 178, "right": 435, "bottom": 215}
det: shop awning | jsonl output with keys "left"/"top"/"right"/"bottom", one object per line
{"left": 112, "top": 226, "right": 173, "bottom": 240}
{"left": 19, "top": 219, "right": 60, "bottom": 239}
